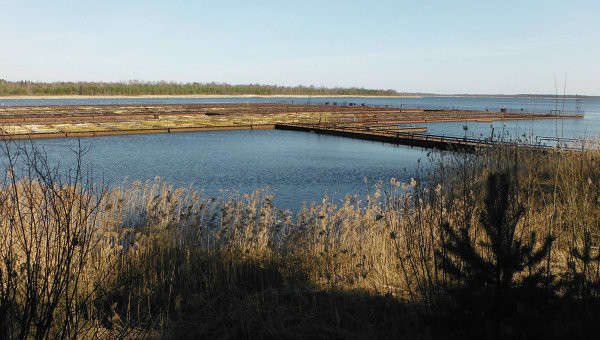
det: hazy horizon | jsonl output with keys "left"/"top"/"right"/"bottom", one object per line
{"left": 2, "top": 1, "right": 599, "bottom": 96}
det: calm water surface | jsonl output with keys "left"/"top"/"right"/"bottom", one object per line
{"left": 2, "top": 96, "right": 599, "bottom": 209}
{"left": 21, "top": 130, "right": 431, "bottom": 210}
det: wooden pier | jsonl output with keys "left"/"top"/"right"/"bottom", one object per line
{"left": 274, "top": 123, "right": 578, "bottom": 152}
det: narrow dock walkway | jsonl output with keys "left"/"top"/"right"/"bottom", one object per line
{"left": 274, "top": 123, "right": 575, "bottom": 152}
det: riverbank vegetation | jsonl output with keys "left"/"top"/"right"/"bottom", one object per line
{"left": 1, "top": 140, "right": 600, "bottom": 338}
{"left": 0, "top": 80, "right": 400, "bottom": 97}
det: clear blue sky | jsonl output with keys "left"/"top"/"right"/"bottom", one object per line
{"left": 1, "top": 0, "right": 599, "bottom": 95}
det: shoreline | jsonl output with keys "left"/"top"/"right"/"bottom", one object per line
{"left": 0, "top": 94, "right": 423, "bottom": 100}
{"left": 0, "top": 103, "right": 582, "bottom": 141}
{"left": 1, "top": 94, "right": 596, "bottom": 100}
{"left": 0, "top": 124, "right": 277, "bottom": 140}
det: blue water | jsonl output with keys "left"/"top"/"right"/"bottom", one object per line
{"left": 1, "top": 96, "right": 599, "bottom": 209}
{"left": 9, "top": 129, "right": 430, "bottom": 210}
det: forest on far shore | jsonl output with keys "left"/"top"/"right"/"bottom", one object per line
{"left": 0, "top": 80, "right": 401, "bottom": 97}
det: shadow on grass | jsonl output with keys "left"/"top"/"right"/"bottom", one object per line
{"left": 164, "top": 287, "right": 425, "bottom": 339}
{"left": 95, "top": 249, "right": 427, "bottom": 339}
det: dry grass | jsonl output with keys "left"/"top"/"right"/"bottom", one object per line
{"left": 2, "top": 140, "right": 600, "bottom": 338}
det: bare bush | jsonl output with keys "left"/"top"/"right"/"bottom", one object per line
{"left": 0, "top": 141, "right": 108, "bottom": 339}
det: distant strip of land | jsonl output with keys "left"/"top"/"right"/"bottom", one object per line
{"left": 1, "top": 80, "right": 597, "bottom": 99}
{"left": 0, "top": 81, "right": 401, "bottom": 97}
{"left": 0, "top": 103, "right": 582, "bottom": 140}
{"left": 0, "top": 94, "right": 420, "bottom": 100}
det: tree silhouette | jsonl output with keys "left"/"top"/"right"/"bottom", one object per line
{"left": 437, "top": 170, "right": 554, "bottom": 310}
{"left": 562, "top": 231, "right": 600, "bottom": 299}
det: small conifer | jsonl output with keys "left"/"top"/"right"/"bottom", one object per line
{"left": 436, "top": 170, "right": 554, "bottom": 313}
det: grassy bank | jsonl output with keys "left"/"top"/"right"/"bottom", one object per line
{"left": 0, "top": 81, "right": 400, "bottom": 97}
{"left": 1, "top": 141, "right": 600, "bottom": 338}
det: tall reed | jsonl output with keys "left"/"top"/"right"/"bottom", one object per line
{"left": 1, "top": 140, "right": 600, "bottom": 337}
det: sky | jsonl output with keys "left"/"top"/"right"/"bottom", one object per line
{"left": 1, "top": 0, "right": 599, "bottom": 95}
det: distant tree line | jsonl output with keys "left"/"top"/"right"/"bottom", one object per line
{"left": 0, "top": 80, "right": 400, "bottom": 96}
